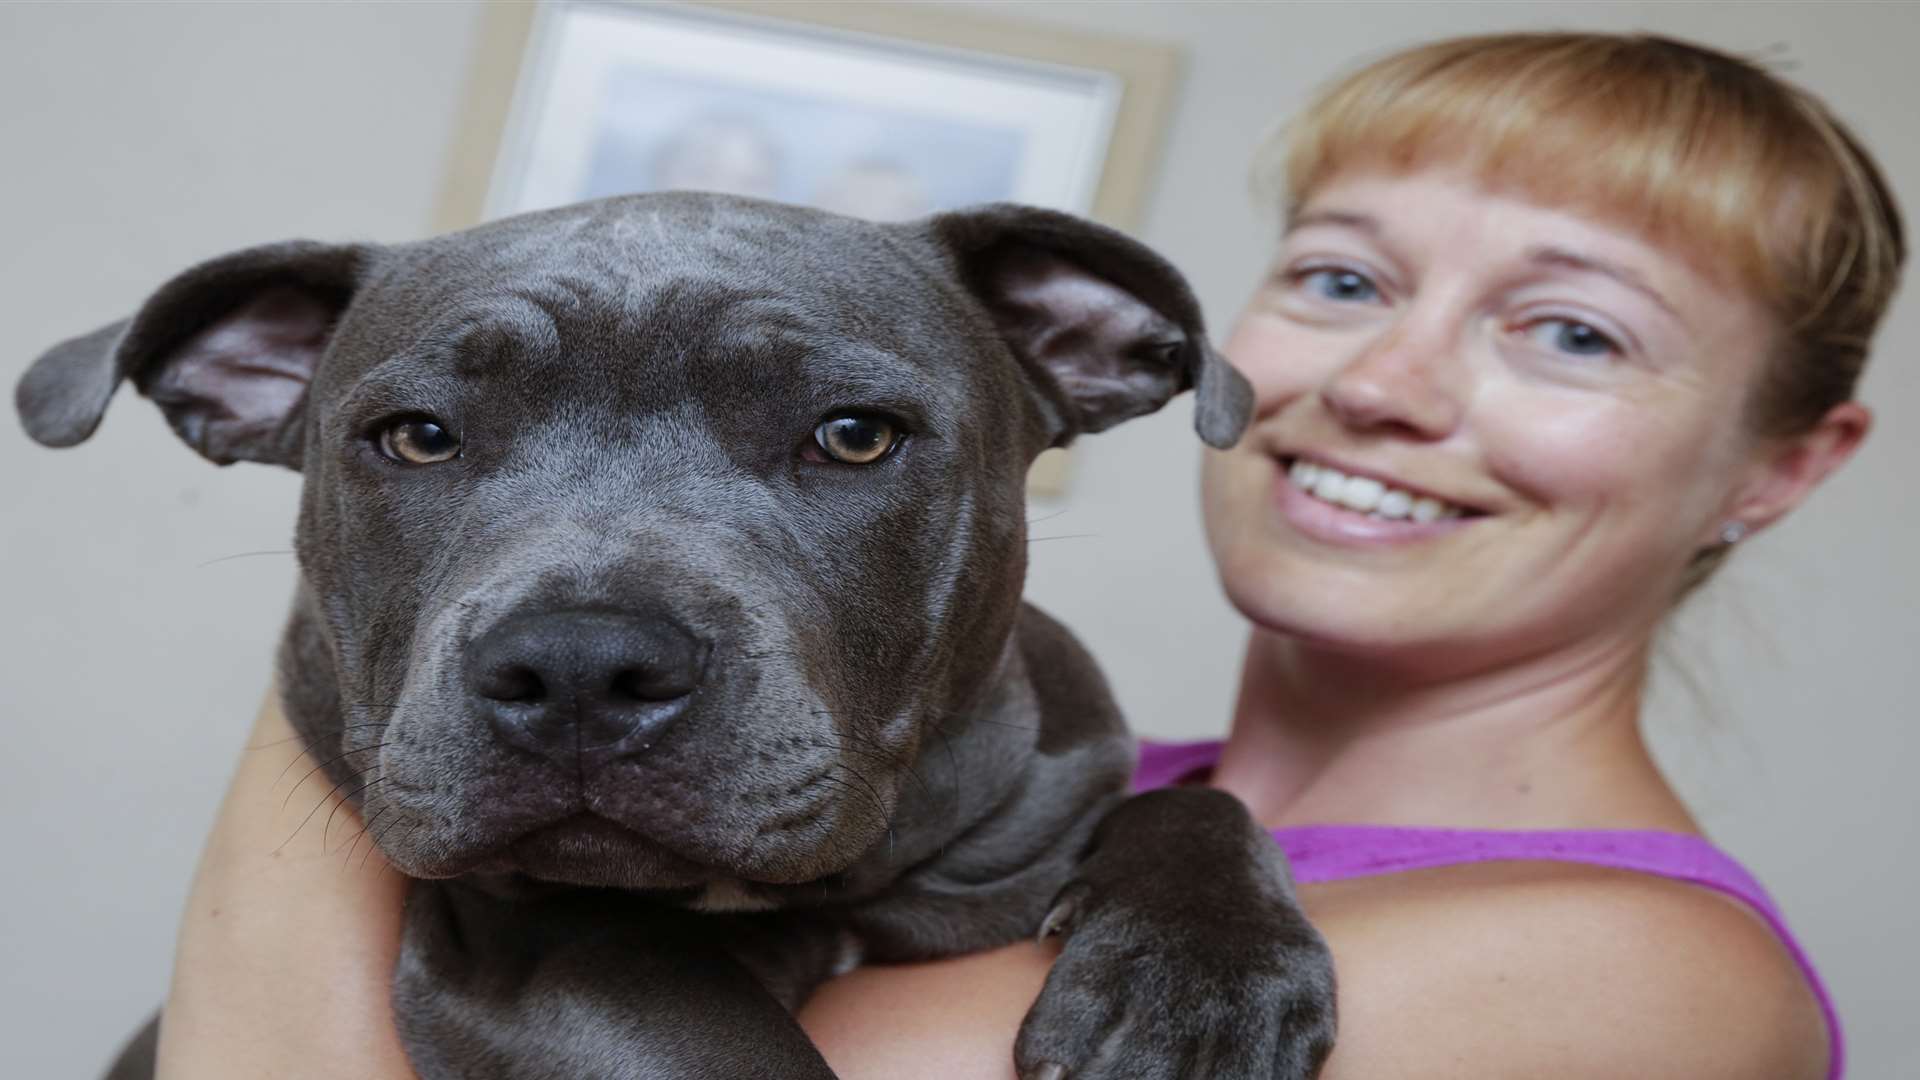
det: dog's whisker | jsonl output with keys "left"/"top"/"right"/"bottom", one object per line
{"left": 274, "top": 740, "right": 391, "bottom": 802}
{"left": 362, "top": 813, "right": 415, "bottom": 871}
{"left": 248, "top": 719, "right": 385, "bottom": 753}
{"left": 346, "top": 700, "right": 424, "bottom": 711}
{"left": 733, "top": 649, "right": 806, "bottom": 663}
{"left": 335, "top": 824, "right": 369, "bottom": 865}
{"left": 815, "top": 770, "right": 884, "bottom": 819}
{"left": 194, "top": 548, "right": 295, "bottom": 569}
{"left": 342, "top": 806, "right": 391, "bottom": 869}
{"left": 323, "top": 776, "right": 389, "bottom": 848}
{"left": 274, "top": 772, "right": 363, "bottom": 854}
{"left": 938, "top": 722, "right": 963, "bottom": 778}
{"left": 823, "top": 729, "right": 941, "bottom": 809}
{"left": 797, "top": 702, "right": 969, "bottom": 814}
{"left": 827, "top": 763, "right": 892, "bottom": 831}
{"left": 938, "top": 714, "right": 1042, "bottom": 734}
{"left": 815, "top": 773, "right": 891, "bottom": 847}
{"left": 376, "top": 821, "right": 426, "bottom": 880}
{"left": 246, "top": 732, "right": 309, "bottom": 750}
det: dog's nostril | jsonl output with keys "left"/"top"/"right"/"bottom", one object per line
{"left": 468, "top": 610, "right": 707, "bottom": 761}
{"left": 479, "top": 664, "right": 546, "bottom": 703}
{"left": 610, "top": 667, "right": 692, "bottom": 703}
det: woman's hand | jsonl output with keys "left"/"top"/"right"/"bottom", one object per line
{"left": 154, "top": 690, "right": 417, "bottom": 1079}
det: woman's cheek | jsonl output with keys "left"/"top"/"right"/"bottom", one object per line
{"left": 1478, "top": 385, "right": 1671, "bottom": 512}
{"left": 1480, "top": 385, "right": 1730, "bottom": 593}
{"left": 1224, "top": 313, "right": 1326, "bottom": 410}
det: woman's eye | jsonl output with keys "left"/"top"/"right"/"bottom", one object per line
{"left": 1523, "top": 318, "right": 1621, "bottom": 358}
{"left": 377, "top": 417, "right": 461, "bottom": 464}
{"left": 812, "top": 414, "right": 902, "bottom": 465}
{"left": 1297, "top": 267, "right": 1381, "bottom": 303}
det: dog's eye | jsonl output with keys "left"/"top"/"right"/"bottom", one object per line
{"left": 377, "top": 417, "right": 461, "bottom": 465}
{"left": 811, "top": 414, "right": 901, "bottom": 465}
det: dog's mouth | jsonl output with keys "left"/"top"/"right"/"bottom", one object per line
{"left": 466, "top": 812, "right": 718, "bottom": 890}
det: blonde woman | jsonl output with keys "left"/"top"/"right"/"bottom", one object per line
{"left": 156, "top": 32, "right": 1899, "bottom": 1080}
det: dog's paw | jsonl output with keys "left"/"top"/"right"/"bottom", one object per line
{"left": 1013, "top": 788, "right": 1337, "bottom": 1080}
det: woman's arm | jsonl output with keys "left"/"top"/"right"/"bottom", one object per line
{"left": 798, "top": 863, "right": 1830, "bottom": 1080}
{"left": 154, "top": 691, "right": 417, "bottom": 1079}
{"left": 153, "top": 700, "right": 1824, "bottom": 1080}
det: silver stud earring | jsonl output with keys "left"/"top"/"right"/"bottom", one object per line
{"left": 1719, "top": 521, "right": 1749, "bottom": 545}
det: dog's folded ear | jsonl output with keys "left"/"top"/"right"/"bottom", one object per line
{"left": 15, "top": 241, "right": 371, "bottom": 469}
{"left": 928, "top": 204, "right": 1252, "bottom": 450}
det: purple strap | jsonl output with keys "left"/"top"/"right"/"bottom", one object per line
{"left": 1135, "top": 740, "right": 1844, "bottom": 1079}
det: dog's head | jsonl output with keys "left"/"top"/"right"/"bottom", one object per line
{"left": 17, "top": 194, "right": 1248, "bottom": 893}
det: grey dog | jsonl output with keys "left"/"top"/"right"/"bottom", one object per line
{"left": 18, "top": 194, "right": 1336, "bottom": 1080}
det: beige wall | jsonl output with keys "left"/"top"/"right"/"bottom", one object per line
{"left": 1, "top": 2, "right": 1913, "bottom": 1076}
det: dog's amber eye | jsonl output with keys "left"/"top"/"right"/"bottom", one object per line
{"left": 813, "top": 414, "right": 901, "bottom": 465}
{"left": 378, "top": 418, "right": 461, "bottom": 465}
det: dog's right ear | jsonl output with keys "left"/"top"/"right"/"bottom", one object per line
{"left": 15, "top": 240, "right": 371, "bottom": 469}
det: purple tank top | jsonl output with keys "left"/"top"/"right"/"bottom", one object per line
{"left": 1134, "top": 739, "right": 1844, "bottom": 1079}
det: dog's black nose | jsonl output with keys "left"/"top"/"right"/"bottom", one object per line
{"left": 466, "top": 610, "right": 706, "bottom": 763}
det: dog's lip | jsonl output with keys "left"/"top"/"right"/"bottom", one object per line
{"left": 465, "top": 812, "right": 718, "bottom": 887}
{"left": 518, "top": 811, "right": 648, "bottom": 844}
{"left": 511, "top": 811, "right": 683, "bottom": 859}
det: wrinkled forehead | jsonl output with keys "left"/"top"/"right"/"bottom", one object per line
{"left": 320, "top": 199, "right": 977, "bottom": 418}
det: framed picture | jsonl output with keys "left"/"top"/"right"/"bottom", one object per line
{"left": 436, "top": 1, "right": 1183, "bottom": 494}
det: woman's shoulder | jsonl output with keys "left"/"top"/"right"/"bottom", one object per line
{"left": 1311, "top": 858, "right": 1830, "bottom": 1078}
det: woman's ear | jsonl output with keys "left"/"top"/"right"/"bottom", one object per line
{"left": 1718, "top": 401, "right": 1872, "bottom": 540}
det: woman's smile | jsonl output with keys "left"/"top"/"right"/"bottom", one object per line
{"left": 1273, "top": 454, "right": 1479, "bottom": 547}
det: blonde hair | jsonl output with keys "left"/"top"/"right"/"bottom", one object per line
{"left": 1271, "top": 32, "right": 1905, "bottom": 440}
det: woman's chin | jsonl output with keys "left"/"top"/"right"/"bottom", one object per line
{"left": 1213, "top": 545, "right": 1528, "bottom": 668}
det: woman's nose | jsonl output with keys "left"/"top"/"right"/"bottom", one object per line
{"left": 1318, "top": 325, "right": 1468, "bottom": 439}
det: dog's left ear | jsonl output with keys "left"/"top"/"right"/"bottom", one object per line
{"left": 929, "top": 204, "right": 1252, "bottom": 450}
{"left": 15, "top": 240, "right": 371, "bottom": 469}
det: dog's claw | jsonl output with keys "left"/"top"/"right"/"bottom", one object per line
{"left": 1023, "top": 1063, "right": 1068, "bottom": 1080}
{"left": 1036, "top": 900, "right": 1072, "bottom": 943}
{"left": 1036, "top": 881, "right": 1089, "bottom": 944}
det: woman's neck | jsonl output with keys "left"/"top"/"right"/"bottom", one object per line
{"left": 1209, "top": 627, "right": 1700, "bottom": 833}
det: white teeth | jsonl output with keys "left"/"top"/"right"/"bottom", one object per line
{"left": 1337, "top": 476, "right": 1384, "bottom": 512}
{"left": 1312, "top": 470, "right": 1346, "bottom": 502}
{"left": 1287, "top": 457, "right": 1468, "bottom": 523}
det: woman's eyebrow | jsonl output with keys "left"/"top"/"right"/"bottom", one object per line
{"left": 1525, "top": 245, "right": 1681, "bottom": 320}
{"left": 1285, "top": 209, "right": 1378, "bottom": 236}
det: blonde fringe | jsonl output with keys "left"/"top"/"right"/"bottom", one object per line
{"left": 1265, "top": 33, "right": 1903, "bottom": 438}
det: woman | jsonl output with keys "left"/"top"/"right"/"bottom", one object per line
{"left": 155, "top": 32, "right": 1902, "bottom": 1080}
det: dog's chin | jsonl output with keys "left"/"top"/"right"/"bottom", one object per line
{"left": 469, "top": 813, "right": 719, "bottom": 890}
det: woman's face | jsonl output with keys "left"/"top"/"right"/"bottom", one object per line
{"left": 1202, "top": 170, "right": 1781, "bottom": 666}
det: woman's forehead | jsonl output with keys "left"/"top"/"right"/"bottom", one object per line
{"left": 1290, "top": 171, "right": 1728, "bottom": 285}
